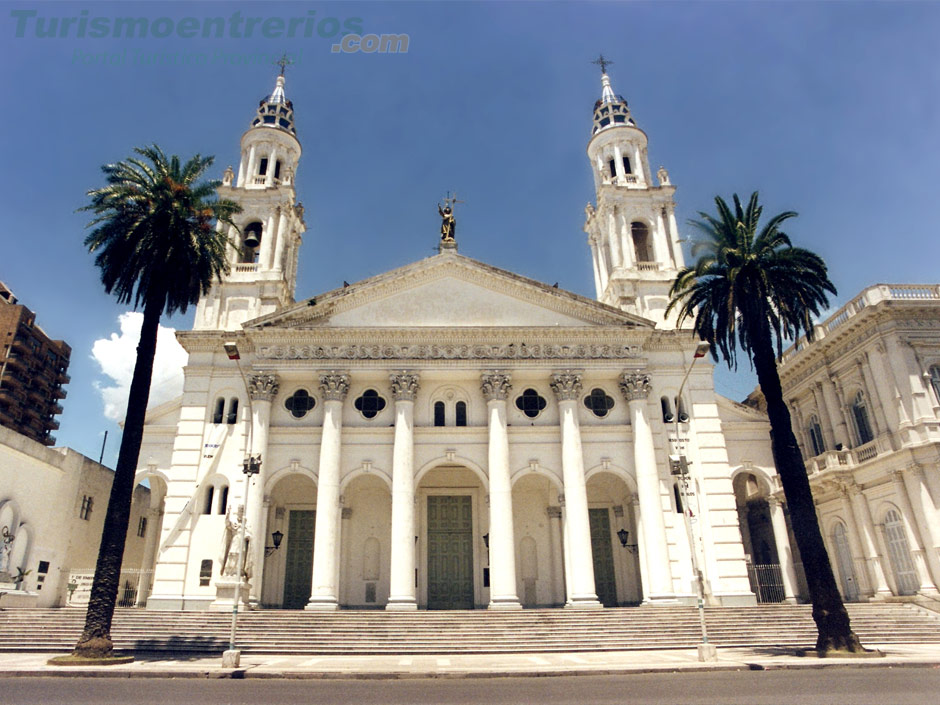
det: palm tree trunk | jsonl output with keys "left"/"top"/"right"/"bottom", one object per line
{"left": 751, "top": 323, "right": 864, "bottom": 653}
{"left": 73, "top": 300, "right": 162, "bottom": 658}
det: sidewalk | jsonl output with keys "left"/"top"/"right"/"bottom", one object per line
{"left": 1, "top": 644, "right": 939, "bottom": 679}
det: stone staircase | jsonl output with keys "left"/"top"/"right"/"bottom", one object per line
{"left": 0, "top": 604, "right": 937, "bottom": 655}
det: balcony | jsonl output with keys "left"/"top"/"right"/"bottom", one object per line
{"left": 58, "top": 372, "right": 70, "bottom": 384}
{"left": 3, "top": 352, "right": 27, "bottom": 371}
{"left": 51, "top": 402, "right": 64, "bottom": 415}
{"left": 804, "top": 437, "right": 890, "bottom": 475}
{"left": 636, "top": 261, "right": 659, "bottom": 272}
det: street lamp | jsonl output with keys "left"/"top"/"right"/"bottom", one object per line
{"left": 222, "top": 341, "right": 260, "bottom": 669}
{"left": 670, "top": 340, "right": 717, "bottom": 662}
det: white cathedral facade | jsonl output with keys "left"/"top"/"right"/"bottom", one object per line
{"left": 135, "top": 70, "right": 790, "bottom": 612}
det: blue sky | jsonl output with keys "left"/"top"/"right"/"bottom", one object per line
{"left": 2, "top": 1, "right": 939, "bottom": 464}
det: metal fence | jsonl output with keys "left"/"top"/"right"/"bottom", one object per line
{"left": 746, "top": 562, "right": 786, "bottom": 603}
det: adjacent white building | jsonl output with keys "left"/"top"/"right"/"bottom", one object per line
{"left": 772, "top": 285, "right": 940, "bottom": 601}
{"left": 135, "top": 69, "right": 791, "bottom": 612}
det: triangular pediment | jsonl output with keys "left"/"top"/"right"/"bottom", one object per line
{"left": 248, "top": 253, "right": 652, "bottom": 330}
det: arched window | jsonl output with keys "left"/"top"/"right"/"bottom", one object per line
{"left": 203, "top": 486, "right": 214, "bottom": 515}
{"left": 241, "top": 222, "right": 263, "bottom": 263}
{"left": 226, "top": 398, "right": 239, "bottom": 425}
{"left": 631, "top": 222, "right": 653, "bottom": 263}
{"left": 455, "top": 401, "right": 467, "bottom": 427}
{"left": 212, "top": 397, "right": 225, "bottom": 424}
{"left": 218, "top": 485, "right": 229, "bottom": 515}
{"left": 808, "top": 414, "right": 825, "bottom": 456}
{"left": 660, "top": 396, "right": 674, "bottom": 423}
{"left": 608, "top": 158, "right": 617, "bottom": 179}
{"left": 929, "top": 365, "right": 940, "bottom": 405}
{"left": 433, "top": 401, "right": 445, "bottom": 427}
{"left": 622, "top": 156, "right": 632, "bottom": 175}
{"left": 851, "top": 391, "right": 873, "bottom": 446}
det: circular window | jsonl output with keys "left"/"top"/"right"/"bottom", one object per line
{"left": 354, "top": 389, "right": 387, "bottom": 419}
{"left": 515, "top": 388, "right": 547, "bottom": 418}
{"left": 583, "top": 388, "right": 615, "bottom": 417}
{"left": 284, "top": 389, "right": 316, "bottom": 418}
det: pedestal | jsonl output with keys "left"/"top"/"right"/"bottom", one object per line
{"left": 208, "top": 578, "right": 252, "bottom": 612}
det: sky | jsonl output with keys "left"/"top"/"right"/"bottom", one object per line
{"left": 2, "top": 1, "right": 939, "bottom": 465}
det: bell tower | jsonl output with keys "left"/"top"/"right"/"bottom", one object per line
{"left": 583, "top": 59, "right": 684, "bottom": 327}
{"left": 194, "top": 69, "right": 306, "bottom": 331}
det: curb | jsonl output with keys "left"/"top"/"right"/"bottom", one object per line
{"left": 0, "top": 660, "right": 938, "bottom": 679}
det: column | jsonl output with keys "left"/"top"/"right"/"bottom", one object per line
{"left": 619, "top": 211, "right": 635, "bottom": 268}
{"left": 236, "top": 149, "right": 246, "bottom": 187}
{"left": 666, "top": 206, "right": 685, "bottom": 269}
{"left": 260, "top": 213, "right": 277, "bottom": 271}
{"left": 612, "top": 144, "right": 625, "bottom": 181}
{"left": 653, "top": 208, "right": 670, "bottom": 268}
{"left": 135, "top": 505, "right": 163, "bottom": 607}
{"left": 821, "top": 376, "right": 850, "bottom": 448}
{"left": 606, "top": 208, "right": 624, "bottom": 269}
{"left": 847, "top": 484, "right": 892, "bottom": 597}
{"left": 588, "top": 237, "right": 604, "bottom": 295}
{"left": 481, "top": 372, "right": 521, "bottom": 609}
{"left": 766, "top": 497, "right": 798, "bottom": 603}
{"left": 547, "top": 506, "right": 565, "bottom": 606}
{"left": 246, "top": 372, "right": 279, "bottom": 605}
{"left": 307, "top": 372, "right": 349, "bottom": 610}
{"left": 813, "top": 383, "right": 837, "bottom": 450}
{"left": 245, "top": 144, "right": 258, "bottom": 185}
{"left": 619, "top": 372, "right": 674, "bottom": 601}
{"left": 265, "top": 147, "right": 278, "bottom": 187}
{"left": 859, "top": 358, "right": 888, "bottom": 438}
{"left": 272, "top": 209, "right": 289, "bottom": 272}
{"left": 550, "top": 371, "right": 601, "bottom": 608}
{"left": 837, "top": 484, "right": 872, "bottom": 597}
{"left": 890, "top": 470, "right": 938, "bottom": 593}
{"left": 901, "top": 466, "right": 940, "bottom": 587}
{"left": 387, "top": 371, "right": 420, "bottom": 610}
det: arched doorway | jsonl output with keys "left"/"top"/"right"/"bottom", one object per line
{"left": 511, "top": 472, "right": 565, "bottom": 607}
{"left": 417, "top": 465, "right": 486, "bottom": 609}
{"left": 585, "top": 471, "right": 641, "bottom": 606}
{"left": 264, "top": 473, "right": 317, "bottom": 608}
{"left": 733, "top": 471, "right": 790, "bottom": 603}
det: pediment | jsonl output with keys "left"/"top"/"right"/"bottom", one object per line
{"left": 248, "top": 253, "right": 652, "bottom": 330}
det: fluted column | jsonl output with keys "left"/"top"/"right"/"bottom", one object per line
{"left": 847, "top": 483, "right": 892, "bottom": 597}
{"left": 547, "top": 506, "right": 565, "bottom": 605}
{"left": 481, "top": 372, "right": 521, "bottom": 609}
{"left": 619, "top": 372, "right": 674, "bottom": 601}
{"left": 273, "top": 208, "right": 288, "bottom": 272}
{"left": 551, "top": 371, "right": 601, "bottom": 608}
{"left": 890, "top": 470, "right": 938, "bottom": 594}
{"left": 666, "top": 206, "right": 685, "bottom": 269}
{"left": 387, "top": 371, "right": 420, "bottom": 610}
{"left": 606, "top": 208, "right": 624, "bottom": 269}
{"left": 821, "top": 377, "right": 850, "bottom": 448}
{"left": 246, "top": 372, "right": 279, "bottom": 605}
{"left": 766, "top": 497, "right": 798, "bottom": 602}
{"left": 307, "top": 372, "right": 348, "bottom": 610}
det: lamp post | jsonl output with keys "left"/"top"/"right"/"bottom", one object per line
{"left": 221, "top": 341, "right": 258, "bottom": 669}
{"left": 670, "top": 340, "right": 717, "bottom": 662}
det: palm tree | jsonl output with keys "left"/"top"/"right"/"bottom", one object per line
{"left": 73, "top": 146, "right": 240, "bottom": 659}
{"left": 667, "top": 192, "right": 864, "bottom": 654}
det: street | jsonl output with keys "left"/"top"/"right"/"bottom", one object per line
{"left": 4, "top": 668, "right": 940, "bottom": 705}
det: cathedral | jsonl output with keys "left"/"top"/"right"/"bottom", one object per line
{"left": 135, "top": 67, "right": 787, "bottom": 612}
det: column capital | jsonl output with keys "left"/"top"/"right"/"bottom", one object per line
{"left": 905, "top": 463, "right": 925, "bottom": 480}
{"left": 890, "top": 468, "right": 906, "bottom": 485}
{"left": 550, "top": 370, "right": 583, "bottom": 401}
{"left": 248, "top": 372, "right": 280, "bottom": 401}
{"left": 390, "top": 371, "right": 420, "bottom": 401}
{"left": 618, "top": 371, "right": 651, "bottom": 401}
{"left": 766, "top": 495, "right": 783, "bottom": 510}
{"left": 481, "top": 371, "right": 512, "bottom": 401}
{"left": 318, "top": 371, "right": 350, "bottom": 401}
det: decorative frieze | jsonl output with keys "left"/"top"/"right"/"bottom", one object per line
{"left": 390, "top": 372, "right": 420, "bottom": 401}
{"left": 256, "top": 342, "right": 643, "bottom": 361}
{"left": 549, "top": 371, "right": 583, "bottom": 401}
{"left": 481, "top": 372, "right": 512, "bottom": 401}
{"left": 618, "top": 371, "right": 651, "bottom": 401}
{"left": 318, "top": 371, "right": 350, "bottom": 401}
{"left": 247, "top": 372, "right": 280, "bottom": 401}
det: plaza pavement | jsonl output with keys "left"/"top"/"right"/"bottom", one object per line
{"left": 0, "top": 644, "right": 939, "bottom": 679}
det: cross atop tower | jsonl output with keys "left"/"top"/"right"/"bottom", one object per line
{"left": 591, "top": 54, "right": 613, "bottom": 75}
{"left": 275, "top": 53, "right": 294, "bottom": 76}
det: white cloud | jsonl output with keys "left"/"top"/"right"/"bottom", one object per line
{"left": 91, "top": 312, "right": 188, "bottom": 423}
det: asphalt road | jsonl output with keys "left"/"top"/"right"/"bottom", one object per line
{"left": 4, "top": 669, "right": 940, "bottom": 705}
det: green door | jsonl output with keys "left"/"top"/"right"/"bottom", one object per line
{"left": 589, "top": 508, "right": 618, "bottom": 607}
{"left": 427, "top": 495, "right": 474, "bottom": 609}
{"left": 283, "top": 510, "right": 315, "bottom": 609}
